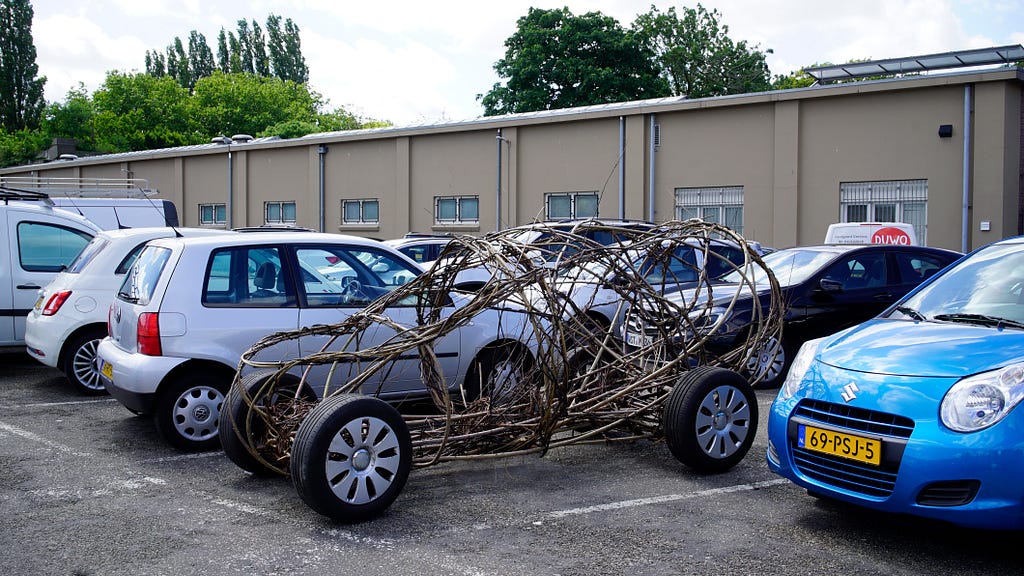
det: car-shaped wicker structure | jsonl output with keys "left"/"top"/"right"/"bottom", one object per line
{"left": 222, "top": 220, "right": 784, "bottom": 522}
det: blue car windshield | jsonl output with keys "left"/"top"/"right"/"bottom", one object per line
{"left": 896, "top": 243, "right": 1024, "bottom": 327}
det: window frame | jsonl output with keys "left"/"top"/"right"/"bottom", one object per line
{"left": 674, "top": 186, "right": 744, "bottom": 234}
{"left": 199, "top": 203, "right": 226, "bottom": 226}
{"left": 341, "top": 198, "right": 380, "bottom": 225}
{"left": 544, "top": 191, "right": 600, "bottom": 220}
{"left": 264, "top": 201, "right": 297, "bottom": 225}
{"left": 434, "top": 195, "right": 480, "bottom": 225}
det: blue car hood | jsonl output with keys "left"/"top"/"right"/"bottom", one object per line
{"left": 819, "top": 318, "right": 1024, "bottom": 378}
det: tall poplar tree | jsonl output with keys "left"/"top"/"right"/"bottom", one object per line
{"left": 0, "top": 0, "right": 46, "bottom": 130}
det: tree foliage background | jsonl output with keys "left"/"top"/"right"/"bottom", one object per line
{"left": 0, "top": 7, "right": 385, "bottom": 167}
{"left": 480, "top": 4, "right": 777, "bottom": 115}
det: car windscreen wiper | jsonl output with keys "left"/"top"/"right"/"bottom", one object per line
{"left": 894, "top": 305, "right": 926, "bottom": 321}
{"left": 933, "top": 313, "right": 1024, "bottom": 330}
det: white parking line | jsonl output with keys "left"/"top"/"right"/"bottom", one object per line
{"left": 4, "top": 398, "right": 118, "bottom": 409}
{"left": 0, "top": 420, "right": 92, "bottom": 457}
{"left": 546, "top": 478, "right": 789, "bottom": 518}
{"left": 139, "top": 452, "right": 224, "bottom": 463}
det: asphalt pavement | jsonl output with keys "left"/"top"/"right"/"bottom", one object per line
{"left": 1, "top": 350, "right": 1020, "bottom": 576}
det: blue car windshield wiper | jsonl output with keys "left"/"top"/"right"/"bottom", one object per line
{"left": 933, "top": 313, "right": 1024, "bottom": 330}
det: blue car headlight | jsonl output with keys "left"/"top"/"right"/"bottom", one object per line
{"left": 779, "top": 337, "right": 823, "bottom": 400}
{"left": 941, "top": 362, "right": 1024, "bottom": 432}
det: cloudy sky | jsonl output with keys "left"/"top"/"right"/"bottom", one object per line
{"left": 30, "top": 0, "right": 1024, "bottom": 127}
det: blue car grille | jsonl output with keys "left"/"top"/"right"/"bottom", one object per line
{"left": 795, "top": 399, "right": 914, "bottom": 438}
{"left": 790, "top": 399, "right": 915, "bottom": 498}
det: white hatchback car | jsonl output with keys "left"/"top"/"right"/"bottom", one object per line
{"left": 97, "top": 232, "right": 534, "bottom": 451}
{"left": 25, "top": 227, "right": 233, "bottom": 394}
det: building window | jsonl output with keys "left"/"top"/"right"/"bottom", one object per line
{"left": 265, "top": 201, "right": 297, "bottom": 225}
{"left": 434, "top": 196, "right": 479, "bottom": 224}
{"left": 199, "top": 203, "right": 226, "bottom": 226}
{"left": 545, "top": 191, "right": 599, "bottom": 220}
{"left": 840, "top": 180, "right": 927, "bottom": 244}
{"left": 674, "top": 186, "right": 744, "bottom": 234}
{"left": 342, "top": 199, "right": 379, "bottom": 224}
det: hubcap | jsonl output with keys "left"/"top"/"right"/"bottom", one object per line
{"left": 747, "top": 337, "right": 784, "bottom": 382}
{"left": 695, "top": 385, "right": 751, "bottom": 459}
{"left": 172, "top": 386, "right": 224, "bottom": 442}
{"left": 72, "top": 338, "right": 104, "bottom": 391}
{"left": 325, "top": 416, "right": 401, "bottom": 505}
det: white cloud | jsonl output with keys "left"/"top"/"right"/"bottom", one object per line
{"left": 27, "top": 0, "right": 1024, "bottom": 125}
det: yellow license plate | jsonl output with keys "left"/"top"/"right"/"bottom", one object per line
{"left": 100, "top": 361, "right": 113, "bottom": 381}
{"left": 798, "top": 424, "right": 881, "bottom": 466}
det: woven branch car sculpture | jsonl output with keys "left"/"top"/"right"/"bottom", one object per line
{"left": 221, "top": 220, "right": 784, "bottom": 522}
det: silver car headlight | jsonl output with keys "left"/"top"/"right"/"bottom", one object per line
{"left": 940, "top": 362, "right": 1024, "bottom": 432}
{"left": 780, "top": 338, "right": 823, "bottom": 400}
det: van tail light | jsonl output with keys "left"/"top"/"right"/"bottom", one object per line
{"left": 107, "top": 305, "right": 113, "bottom": 337}
{"left": 42, "top": 290, "right": 72, "bottom": 316}
{"left": 137, "top": 312, "right": 162, "bottom": 356}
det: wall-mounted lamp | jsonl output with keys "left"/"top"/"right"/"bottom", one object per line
{"left": 938, "top": 124, "right": 954, "bottom": 138}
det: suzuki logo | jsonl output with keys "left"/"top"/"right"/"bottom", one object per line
{"left": 841, "top": 382, "right": 860, "bottom": 403}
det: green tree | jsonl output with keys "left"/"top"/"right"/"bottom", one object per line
{"left": 632, "top": 4, "right": 771, "bottom": 98}
{"left": 42, "top": 83, "right": 97, "bottom": 150}
{"left": 252, "top": 21, "right": 270, "bottom": 77}
{"left": 190, "top": 71, "right": 320, "bottom": 137}
{"left": 145, "top": 50, "right": 166, "bottom": 76}
{"left": 216, "top": 29, "right": 230, "bottom": 73}
{"left": 92, "top": 71, "right": 196, "bottom": 151}
{"left": 187, "top": 31, "right": 215, "bottom": 86}
{"left": 479, "top": 7, "right": 668, "bottom": 115}
{"left": 771, "top": 68, "right": 818, "bottom": 90}
{"left": 0, "top": 126, "right": 47, "bottom": 166}
{"left": 266, "top": 14, "right": 309, "bottom": 83}
{"left": 0, "top": 0, "right": 46, "bottom": 130}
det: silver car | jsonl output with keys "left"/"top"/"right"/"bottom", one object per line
{"left": 97, "top": 232, "right": 534, "bottom": 451}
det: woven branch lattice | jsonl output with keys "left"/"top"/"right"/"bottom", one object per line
{"left": 226, "top": 220, "right": 783, "bottom": 474}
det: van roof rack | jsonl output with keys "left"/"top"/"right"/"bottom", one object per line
{"left": 0, "top": 176, "right": 157, "bottom": 200}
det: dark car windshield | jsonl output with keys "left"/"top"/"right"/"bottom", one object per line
{"left": 895, "top": 242, "right": 1024, "bottom": 327}
{"left": 722, "top": 248, "right": 842, "bottom": 288}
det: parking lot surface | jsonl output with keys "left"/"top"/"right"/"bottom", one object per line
{"left": 1, "top": 351, "right": 1020, "bottom": 576}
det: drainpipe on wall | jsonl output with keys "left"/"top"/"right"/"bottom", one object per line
{"left": 619, "top": 116, "right": 625, "bottom": 219}
{"left": 226, "top": 149, "right": 233, "bottom": 229}
{"left": 648, "top": 114, "right": 657, "bottom": 222}
{"left": 496, "top": 129, "right": 503, "bottom": 231}
{"left": 961, "top": 85, "right": 972, "bottom": 253}
{"left": 318, "top": 144, "right": 328, "bottom": 233}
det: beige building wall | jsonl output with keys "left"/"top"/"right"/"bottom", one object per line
{"left": 796, "top": 85, "right": 968, "bottom": 249}
{"left": 3, "top": 68, "right": 1021, "bottom": 254}
{"left": 650, "top": 103, "right": 776, "bottom": 244}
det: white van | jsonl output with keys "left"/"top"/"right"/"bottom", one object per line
{"left": 1, "top": 178, "right": 181, "bottom": 350}
{"left": 49, "top": 197, "right": 179, "bottom": 229}
{"left": 824, "top": 222, "right": 919, "bottom": 246}
{"left": 1, "top": 196, "right": 101, "bottom": 349}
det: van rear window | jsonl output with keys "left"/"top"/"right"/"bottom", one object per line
{"left": 117, "top": 246, "right": 170, "bottom": 306}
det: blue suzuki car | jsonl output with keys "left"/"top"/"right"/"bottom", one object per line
{"left": 767, "top": 236, "right": 1024, "bottom": 530}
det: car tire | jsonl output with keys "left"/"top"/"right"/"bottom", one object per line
{"left": 745, "top": 335, "right": 792, "bottom": 389}
{"left": 462, "top": 342, "right": 532, "bottom": 405}
{"left": 222, "top": 370, "right": 316, "bottom": 476}
{"left": 154, "top": 373, "right": 228, "bottom": 451}
{"left": 62, "top": 327, "right": 109, "bottom": 395}
{"left": 662, "top": 365, "right": 758, "bottom": 473}
{"left": 290, "top": 394, "right": 412, "bottom": 523}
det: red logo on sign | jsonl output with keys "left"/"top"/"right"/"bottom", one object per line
{"left": 871, "top": 227, "right": 912, "bottom": 245}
